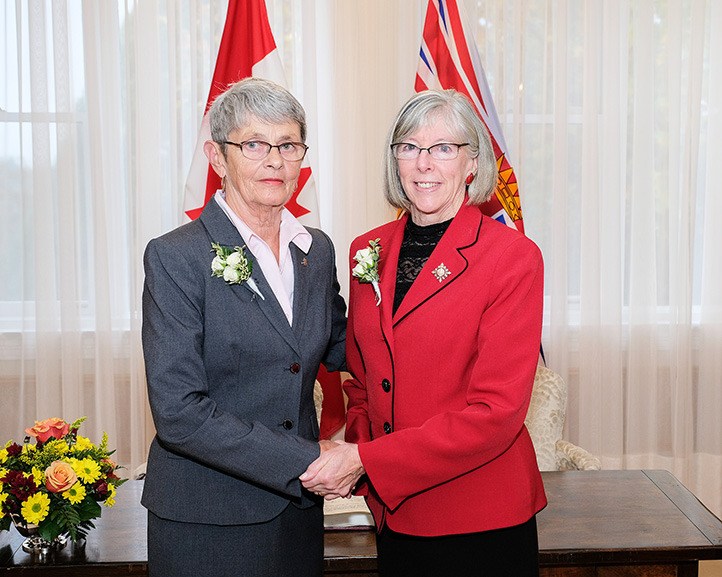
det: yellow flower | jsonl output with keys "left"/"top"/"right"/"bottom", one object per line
{"left": 73, "top": 436, "right": 94, "bottom": 452}
{"left": 73, "top": 458, "right": 101, "bottom": 483}
{"left": 63, "top": 481, "right": 86, "bottom": 505}
{"left": 32, "top": 467, "right": 44, "bottom": 487}
{"left": 0, "top": 493, "right": 7, "bottom": 518}
{"left": 43, "top": 438, "right": 61, "bottom": 449}
{"left": 0, "top": 448, "right": 7, "bottom": 463}
{"left": 104, "top": 483, "right": 117, "bottom": 507}
{"left": 21, "top": 492, "right": 51, "bottom": 524}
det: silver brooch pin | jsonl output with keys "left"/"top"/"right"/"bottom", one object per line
{"left": 431, "top": 263, "right": 451, "bottom": 282}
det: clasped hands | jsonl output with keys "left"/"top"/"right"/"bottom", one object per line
{"left": 300, "top": 440, "right": 364, "bottom": 500}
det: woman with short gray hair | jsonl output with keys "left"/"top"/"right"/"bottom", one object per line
{"left": 141, "top": 77, "right": 346, "bottom": 577}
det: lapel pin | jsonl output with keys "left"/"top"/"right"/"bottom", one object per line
{"left": 431, "top": 263, "right": 451, "bottom": 282}
{"left": 301, "top": 257, "right": 308, "bottom": 267}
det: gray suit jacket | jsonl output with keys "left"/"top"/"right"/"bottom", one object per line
{"left": 140, "top": 199, "right": 346, "bottom": 525}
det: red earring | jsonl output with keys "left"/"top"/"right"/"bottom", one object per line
{"left": 465, "top": 173, "right": 475, "bottom": 185}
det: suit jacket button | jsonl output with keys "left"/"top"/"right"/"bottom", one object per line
{"left": 381, "top": 378, "right": 391, "bottom": 392}
{"left": 383, "top": 422, "right": 392, "bottom": 434}
{"left": 290, "top": 362, "right": 301, "bottom": 374}
{"left": 282, "top": 419, "right": 294, "bottom": 430}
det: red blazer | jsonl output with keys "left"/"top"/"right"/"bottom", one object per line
{"left": 344, "top": 201, "right": 547, "bottom": 537}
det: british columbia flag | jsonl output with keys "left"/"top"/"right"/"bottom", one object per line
{"left": 416, "top": 0, "right": 524, "bottom": 233}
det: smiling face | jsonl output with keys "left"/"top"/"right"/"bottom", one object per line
{"left": 209, "top": 115, "right": 304, "bottom": 218}
{"left": 397, "top": 112, "right": 477, "bottom": 226}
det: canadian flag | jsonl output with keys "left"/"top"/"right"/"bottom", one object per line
{"left": 183, "top": 0, "right": 344, "bottom": 438}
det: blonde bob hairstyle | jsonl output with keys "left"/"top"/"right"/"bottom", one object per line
{"left": 383, "top": 89, "right": 497, "bottom": 212}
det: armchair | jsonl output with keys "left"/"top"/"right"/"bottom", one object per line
{"left": 525, "top": 365, "right": 601, "bottom": 471}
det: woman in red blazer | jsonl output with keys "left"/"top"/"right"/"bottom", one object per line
{"left": 301, "top": 89, "right": 546, "bottom": 576}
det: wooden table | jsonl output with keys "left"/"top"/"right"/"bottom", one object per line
{"left": 2, "top": 470, "right": 721, "bottom": 576}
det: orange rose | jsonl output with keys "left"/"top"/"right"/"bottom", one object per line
{"left": 25, "top": 417, "right": 70, "bottom": 443}
{"left": 45, "top": 460, "right": 78, "bottom": 493}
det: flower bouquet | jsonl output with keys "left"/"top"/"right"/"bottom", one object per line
{"left": 0, "top": 417, "right": 125, "bottom": 551}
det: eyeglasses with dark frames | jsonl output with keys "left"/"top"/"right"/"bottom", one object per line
{"left": 223, "top": 140, "right": 308, "bottom": 162}
{"left": 390, "top": 142, "right": 470, "bottom": 161}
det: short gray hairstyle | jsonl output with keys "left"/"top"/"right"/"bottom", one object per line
{"left": 383, "top": 89, "right": 497, "bottom": 210}
{"left": 208, "top": 77, "right": 307, "bottom": 155}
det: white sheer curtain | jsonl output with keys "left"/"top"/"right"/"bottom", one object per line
{"left": 1, "top": 0, "right": 720, "bottom": 518}
{"left": 461, "top": 0, "right": 722, "bottom": 516}
{"left": 0, "top": 0, "right": 227, "bottom": 471}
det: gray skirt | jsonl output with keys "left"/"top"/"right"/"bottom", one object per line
{"left": 147, "top": 503, "right": 324, "bottom": 577}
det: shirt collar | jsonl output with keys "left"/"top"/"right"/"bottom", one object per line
{"left": 214, "top": 191, "right": 312, "bottom": 253}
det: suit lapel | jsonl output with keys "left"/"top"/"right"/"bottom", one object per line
{"left": 373, "top": 217, "right": 406, "bottom": 357}
{"left": 392, "top": 202, "right": 482, "bottom": 325}
{"left": 290, "top": 243, "right": 310, "bottom": 340}
{"left": 199, "top": 199, "right": 300, "bottom": 355}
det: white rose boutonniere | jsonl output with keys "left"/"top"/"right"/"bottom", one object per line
{"left": 210, "top": 243, "right": 264, "bottom": 300}
{"left": 352, "top": 238, "right": 382, "bottom": 305}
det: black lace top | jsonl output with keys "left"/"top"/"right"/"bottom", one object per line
{"left": 393, "top": 217, "right": 453, "bottom": 314}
